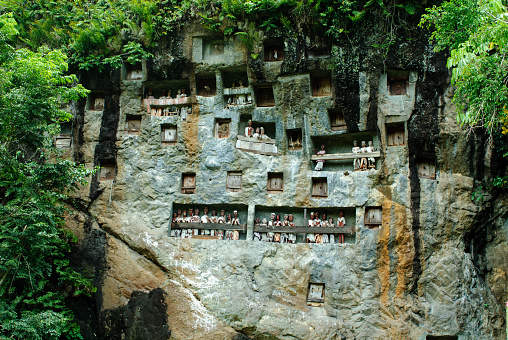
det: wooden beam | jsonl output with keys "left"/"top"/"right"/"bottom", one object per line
{"left": 253, "top": 225, "right": 355, "bottom": 234}
{"left": 311, "top": 151, "right": 381, "bottom": 161}
{"left": 172, "top": 222, "right": 247, "bottom": 232}
{"left": 237, "top": 135, "right": 276, "bottom": 144}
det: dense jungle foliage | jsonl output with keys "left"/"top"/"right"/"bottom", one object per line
{"left": 0, "top": 0, "right": 506, "bottom": 338}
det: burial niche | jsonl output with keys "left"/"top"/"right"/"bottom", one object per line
{"left": 386, "top": 124, "right": 405, "bottom": 146}
{"left": 329, "top": 108, "right": 346, "bottom": 132}
{"left": 215, "top": 119, "right": 231, "bottom": 138}
{"left": 89, "top": 95, "right": 105, "bottom": 111}
{"left": 99, "top": 161, "right": 116, "bottom": 181}
{"left": 311, "top": 72, "right": 332, "bottom": 97}
{"left": 417, "top": 158, "right": 436, "bottom": 180}
{"left": 256, "top": 86, "right": 275, "bottom": 107}
{"left": 181, "top": 173, "right": 196, "bottom": 194}
{"left": 264, "top": 40, "right": 284, "bottom": 62}
{"left": 55, "top": 122, "right": 72, "bottom": 149}
{"left": 312, "top": 177, "right": 328, "bottom": 197}
{"left": 124, "top": 62, "right": 143, "bottom": 80}
{"left": 125, "top": 115, "right": 141, "bottom": 135}
{"left": 196, "top": 74, "right": 217, "bottom": 97}
{"left": 364, "top": 207, "right": 382, "bottom": 229}
{"left": 307, "top": 283, "right": 325, "bottom": 304}
{"left": 161, "top": 125, "right": 177, "bottom": 144}
{"left": 226, "top": 171, "right": 242, "bottom": 192}
{"left": 387, "top": 70, "right": 410, "bottom": 96}
{"left": 267, "top": 172, "right": 284, "bottom": 193}
{"left": 203, "top": 38, "right": 224, "bottom": 60}
{"left": 287, "top": 129, "right": 303, "bottom": 151}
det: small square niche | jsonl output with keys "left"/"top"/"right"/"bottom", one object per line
{"left": 264, "top": 40, "right": 284, "bottom": 62}
{"left": 329, "top": 108, "right": 346, "bottom": 131}
{"left": 125, "top": 63, "right": 143, "bottom": 80}
{"left": 287, "top": 129, "right": 303, "bottom": 151}
{"left": 308, "top": 36, "right": 330, "bottom": 59}
{"left": 215, "top": 119, "right": 231, "bottom": 138}
{"left": 311, "top": 73, "right": 332, "bottom": 97}
{"left": 203, "top": 38, "right": 224, "bottom": 60}
{"left": 181, "top": 173, "right": 196, "bottom": 194}
{"left": 386, "top": 124, "right": 405, "bottom": 146}
{"left": 99, "top": 162, "right": 116, "bottom": 181}
{"left": 89, "top": 95, "right": 105, "bottom": 111}
{"left": 256, "top": 86, "right": 275, "bottom": 107}
{"left": 55, "top": 122, "right": 72, "bottom": 149}
{"left": 307, "top": 283, "right": 325, "bottom": 304}
{"left": 125, "top": 115, "right": 141, "bottom": 135}
{"left": 267, "top": 173, "right": 283, "bottom": 193}
{"left": 417, "top": 158, "right": 436, "bottom": 180}
{"left": 312, "top": 177, "right": 327, "bottom": 197}
{"left": 196, "top": 75, "right": 217, "bottom": 97}
{"left": 387, "top": 70, "right": 410, "bottom": 96}
{"left": 226, "top": 171, "right": 242, "bottom": 192}
{"left": 161, "top": 125, "right": 177, "bottom": 144}
{"left": 365, "top": 207, "right": 382, "bottom": 228}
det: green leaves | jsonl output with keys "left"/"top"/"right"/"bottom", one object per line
{"left": 422, "top": 0, "right": 508, "bottom": 134}
{"left": 0, "top": 14, "right": 92, "bottom": 340}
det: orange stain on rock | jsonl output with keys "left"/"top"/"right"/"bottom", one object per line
{"left": 378, "top": 200, "right": 392, "bottom": 305}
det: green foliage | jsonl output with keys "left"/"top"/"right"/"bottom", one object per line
{"left": 0, "top": 13, "right": 92, "bottom": 339}
{"left": 421, "top": 0, "right": 508, "bottom": 134}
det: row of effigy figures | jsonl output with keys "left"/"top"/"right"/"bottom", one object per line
{"left": 307, "top": 211, "right": 346, "bottom": 243}
{"left": 171, "top": 207, "right": 240, "bottom": 240}
{"left": 253, "top": 213, "right": 297, "bottom": 243}
{"left": 314, "top": 141, "right": 376, "bottom": 171}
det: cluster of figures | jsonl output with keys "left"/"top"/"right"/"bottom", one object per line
{"left": 244, "top": 120, "right": 271, "bottom": 140}
{"left": 253, "top": 211, "right": 347, "bottom": 244}
{"left": 314, "top": 141, "right": 376, "bottom": 171}
{"left": 352, "top": 140, "right": 376, "bottom": 170}
{"left": 306, "top": 211, "right": 346, "bottom": 243}
{"left": 170, "top": 207, "right": 241, "bottom": 240}
{"left": 253, "top": 213, "right": 297, "bottom": 243}
{"left": 144, "top": 88, "right": 190, "bottom": 119}
{"left": 226, "top": 81, "right": 253, "bottom": 107}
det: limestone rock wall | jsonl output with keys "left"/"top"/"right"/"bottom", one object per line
{"left": 64, "top": 19, "right": 508, "bottom": 340}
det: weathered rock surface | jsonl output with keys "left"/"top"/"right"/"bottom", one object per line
{"left": 63, "top": 18, "right": 507, "bottom": 340}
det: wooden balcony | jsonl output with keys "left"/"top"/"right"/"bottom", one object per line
{"left": 253, "top": 225, "right": 355, "bottom": 234}
{"left": 311, "top": 151, "right": 380, "bottom": 161}
{"left": 171, "top": 222, "right": 247, "bottom": 232}
{"left": 236, "top": 135, "right": 277, "bottom": 156}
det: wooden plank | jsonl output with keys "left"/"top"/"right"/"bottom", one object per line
{"left": 236, "top": 135, "right": 276, "bottom": 144}
{"left": 172, "top": 222, "right": 247, "bottom": 232}
{"left": 236, "top": 148, "right": 277, "bottom": 156}
{"left": 190, "top": 235, "right": 221, "bottom": 240}
{"left": 253, "top": 225, "right": 355, "bottom": 234}
{"left": 311, "top": 151, "right": 381, "bottom": 161}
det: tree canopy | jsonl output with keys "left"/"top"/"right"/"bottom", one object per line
{"left": 0, "top": 13, "right": 93, "bottom": 339}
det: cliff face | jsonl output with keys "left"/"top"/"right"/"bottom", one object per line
{"left": 63, "top": 19, "right": 508, "bottom": 340}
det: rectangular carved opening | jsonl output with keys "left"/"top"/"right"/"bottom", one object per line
{"left": 308, "top": 36, "right": 330, "bottom": 59}
{"left": 312, "top": 177, "right": 327, "bottom": 197}
{"left": 256, "top": 86, "right": 275, "bottom": 107}
{"left": 287, "top": 129, "right": 303, "bottom": 151}
{"left": 386, "top": 124, "right": 405, "bottom": 146}
{"left": 181, "top": 173, "right": 196, "bottom": 194}
{"left": 89, "top": 96, "right": 105, "bottom": 110}
{"left": 264, "top": 41, "right": 284, "bottom": 61}
{"left": 227, "top": 171, "right": 242, "bottom": 192}
{"left": 125, "top": 63, "right": 143, "bottom": 80}
{"left": 55, "top": 122, "right": 72, "bottom": 149}
{"left": 215, "top": 119, "right": 231, "bottom": 138}
{"left": 307, "top": 283, "right": 325, "bottom": 304}
{"left": 99, "top": 161, "right": 116, "bottom": 181}
{"left": 387, "top": 70, "right": 410, "bottom": 96}
{"left": 329, "top": 108, "right": 346, "bottom": 131}
{"left": 196, "top": 74, "right": 217, "bottom": 96}
{"left": 311, "top": 73, "right": 332, "bottom": 97}
{"left": 161, "top": 125, "right": 177, "bottom": 144}
{"left": 125, "top": 115, "right": 141, "bottom": 135}
{"left": 267, "top": 172, "right": 283, "bottom": 193}
{"left": 417, "top": 158, "right": 436, "bottom": 180}
{"left": 365, "top": 207, "right": 382, "bottom": 228}
{"left": 203, "top": 38, "right": 224, "bottom": 60}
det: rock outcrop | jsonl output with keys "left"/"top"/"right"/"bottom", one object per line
{"left": 62, "top": 18, "right": 507, "bottom": 340}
